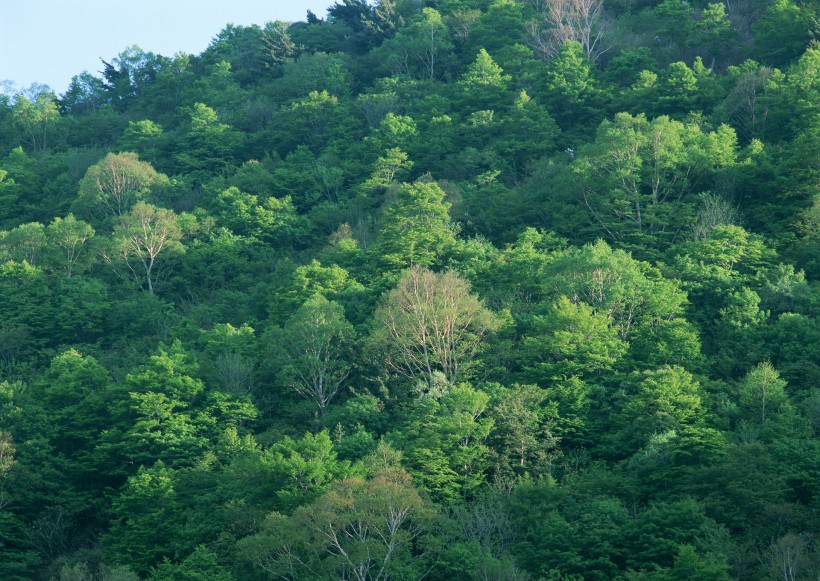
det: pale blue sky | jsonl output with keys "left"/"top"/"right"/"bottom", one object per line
{"left": 0, "top": 0, "right": 334, "bottom": 95}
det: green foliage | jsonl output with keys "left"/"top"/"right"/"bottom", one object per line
{"left": 521, "top": 296, "right": 628, "bottom": 383}
{"left": 211, "top": 186, "right": 303, "bottom": 245}
{"left": 373, "top": 179, "right": 456, "bottom": 269}
{"left": 105, "top": 461, "right": 179, "bottom": 573}
{"left": 276, "top": 295, "right": 356, "bottom": 418}
{"left": 0, "top": 5, "right": 816, "bottom": 579}
{"left": 76, "top": 151, "right": 167, "bottom": 220}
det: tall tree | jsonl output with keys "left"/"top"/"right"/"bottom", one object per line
{"left": 278, "top": 295, "right": 356, "bottom": 419}
{"left": 373, "top": 178, "right": 456, "bottom": 269}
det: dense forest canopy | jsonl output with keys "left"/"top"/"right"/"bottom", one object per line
{"left": 0, "top": 0, "right": 818, "bottom": 579}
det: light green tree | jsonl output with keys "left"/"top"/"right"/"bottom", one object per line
{"left": 43, "top": 214, "right": 95, "bottom": 279}
{"left": 77, "top": 152, "right": 167, "bottom": 219}
{"left": 108, "top": 202, "right": 183, "bottom": 293}
{"left": 739, "top": 361, "right": 788, "bottom": 428}
{"left": 374, "top": 179, "right": 456, "bottom": 269}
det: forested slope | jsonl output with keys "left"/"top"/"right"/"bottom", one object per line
{"left": 0, "top": 0, "right": 818, "bottom": 579}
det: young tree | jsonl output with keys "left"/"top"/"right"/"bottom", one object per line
{"left": 739, "top": 361, "right": 788, "bottom": 428}
{"left": 108, "top": 202, "right": 183, "bottom": 293}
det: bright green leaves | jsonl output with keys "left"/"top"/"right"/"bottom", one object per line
{"left": 376, "top": 8, "right": 453, "bottom": 80}
{"left": 38, "top": 350, "right": 113, "bottom": 461}
{"left": 546, "top": 240, "right": 687, "bottom": 340}
{"left": 373, "top": 179, "right": 456, "bottom": 269}
{"left": 211, "top": 186, "right": 301, "bottom": 245}
{"left": 753, "top": 0, "right": 817, "bottom": 66}
{"left": 393, "top": 383, "right": 494, "bottom": 502}
{"left": 737, "top": 361, "right": 789, "bottom": 430}
{"left": 522, "top": 296, "right": 628, "bottom": 383}
{"left": 574, "top": 113, "right": 738, "bottom": 253}
{"left": 10, "top": 92, "right": 61, "bottom": 152}
{"left": 109, "top": 201, "right": 184, "bottom": 293}
{"left": 119, "top": 341, "right": 257, "bottom": 469}
{"left": 622, "top": 366, "right": 705, "bottom": 442}
{"left": 462, "top": 49, "right": 508, "bottom": 88}
{"left": 175, "top": 103, "right": 242, "bottom": 181}
{"left": 42, "top": 214, "right": 96, "bottom": 279}
{"left": 256, "top": 430, "right": 355, "bottom": 513}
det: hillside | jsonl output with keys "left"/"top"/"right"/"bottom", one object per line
{"left": 0, "top": 1, "right": 818, "bottom": 579}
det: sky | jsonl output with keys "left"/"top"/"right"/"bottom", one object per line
{"left": 0, "top": 0, "right": 334, "bottom": 95}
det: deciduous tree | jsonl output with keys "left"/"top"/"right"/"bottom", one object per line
{"left": 372, "top": 266, "right": 500, "bottom": 385}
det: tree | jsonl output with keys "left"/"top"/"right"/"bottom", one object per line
{"left": 261, "top": 21, "right": 296, "bottom": 66}
{"left": 211, "top": 186, "right": 302, "bottom": 245}
{"left": 487, "top": 383, "right": 559, "bottom": 479}
{"left": 527, "top": 0, "right": 612, "bottom": 62}
{"left": 394, "top": 382, "right": 494, "bottom": 502}
{"left": 0, "top": 222, "right": 46, "bottom": 265}
{"left": 38, "top": 350, "right": 113, "bottom": 465}
{"left": 546, "top": 240, "right": 687, "bottom": 341}
{"left": 149, "top": 545, "right": 233, "bottom": 581}
{"left": 372, "top": 266, "right": 500, "bottom": 385}
{"left": 10, "top": 92, "right": 61, "bottom": 151}
{"left": 460, "top": 48, "right": 509, "bottom": 91}
{"left": 540, "top": 40, "right": 603, "bottom": 131}
{"left": 105, "top": 462, "right": 179, "bottom": 574}
{"left": 240, "top": 468, "right": 434, "bottom": 580}
{"left": 378, "top": 8, "right": 453, "bottom": 80}
{"left": 373, "top": 179, "right": 456, "bottom": 269}
{"left": 695, "top": 3, "right": 735, "bottom": 66}
{"left": 77, "top": 152, "right": 166, "bottom": 219}
{"left": 43, "top": 214, "right": 95, "bottom": 279}
{"left": 521, "top": 295, "right": 628, "bottom": 383}
{"left": 738, "top": 361, "right": 788, "bottom": 429}
{"left": 108, "top": 202, "right": 183, "bottom": 293}
{"left": 573, "top": 114, "right": 739, "bottom": 252}
{"left": 278, "top": 295, "right": 355, "bottom": 419}
{"left": 621, "top": 366, "right": 705, "bottom": 449}
{"left": 174, "top": 103, "right": 241, "bottom": 180}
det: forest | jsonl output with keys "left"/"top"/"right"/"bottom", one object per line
{"left": 0, "top": 0, "right": 818, "bottom": 579}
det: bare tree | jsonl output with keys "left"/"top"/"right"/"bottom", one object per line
{"left": 214, "top": 352, "right": 256, "bottom": 396}
{"left": 373, "top": 266, "right": 500, "bottom": 385}
{"left": 692, "top": 192, "right": 740, "bottom": 240}
{"left": 528, "top": 0, "right": 612, "bottom": 62}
